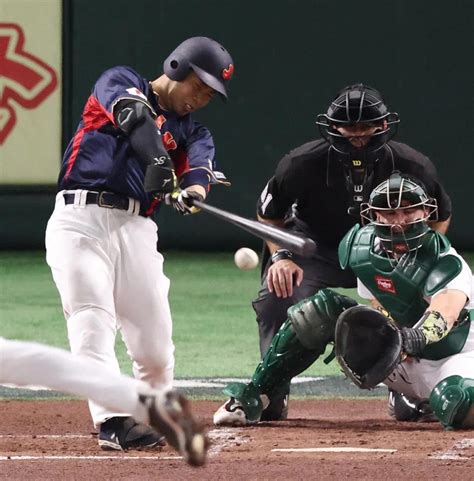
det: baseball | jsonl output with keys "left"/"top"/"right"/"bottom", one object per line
{"left": 234, "top": 247, "right": 259, "bottom": 270}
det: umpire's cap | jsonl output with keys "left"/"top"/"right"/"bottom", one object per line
{"left": 163, "top": 37, "right": 234, "bottom": 100}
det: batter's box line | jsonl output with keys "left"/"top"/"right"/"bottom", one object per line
{"left": 272, "top": 447, "right": 397, "bottom": 453}
{"left": 0, "top": 455, "right": 181, "bottom": 461}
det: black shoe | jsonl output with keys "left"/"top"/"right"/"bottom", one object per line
{"left": 98, "top": 416, "right": 166, "bottom": 451}
{"left": 140, "top": 389, "right": 208, "bottom": 467}
{"left": 388, "top": 390, "right": 437, "bottom": 423}
{"left": 260, "top": 393, "right": 289, "bottom": 421}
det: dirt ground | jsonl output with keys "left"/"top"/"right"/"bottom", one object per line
{"left": 0, "top": 399, "right": 473, "bottom": 480}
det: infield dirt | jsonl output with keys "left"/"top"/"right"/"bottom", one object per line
{"left": 1, "top": 399, "right": 472, "bottom": 480}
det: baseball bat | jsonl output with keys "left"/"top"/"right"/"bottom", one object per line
{"left": 192, "top": 200, "right": 316, "bottom": 257}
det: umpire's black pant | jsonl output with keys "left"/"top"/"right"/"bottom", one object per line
{"left": 252, "top": 243, "right": 357, "bottom": 358}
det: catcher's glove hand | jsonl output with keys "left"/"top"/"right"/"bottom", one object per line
{"left": 335, "top": 305, "right": 403, "bottom": 389}
{"left": 164, "top": 189, "right": 204, "bottom": 215}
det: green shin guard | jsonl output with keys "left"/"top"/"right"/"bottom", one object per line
{"left": 251, "top": 289, "right": 358, "bottom": 400}
{"left": 429, "top": 375, "right": 474, "bottom": 429}
{"left": 251, "top": 319, "right": 324, "bottom": 399}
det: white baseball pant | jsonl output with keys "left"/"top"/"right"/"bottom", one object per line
{"left": 0, "top": 337, "right": 152, "bottom": 424}
{"left": 45, "top": 191, "right": 175, "bottom": 426}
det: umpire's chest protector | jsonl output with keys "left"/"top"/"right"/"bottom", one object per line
{"left": 339, "top": 225, "right": 470, "bottom": 359}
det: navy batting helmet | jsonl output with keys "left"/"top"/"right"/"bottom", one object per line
{"left": 163, "top": 37, "right": 234, "bottom": 100}
{"left": 316, "top": 84, "right": 400, "bottom": 154}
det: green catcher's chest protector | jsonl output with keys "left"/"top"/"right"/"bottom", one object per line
{"left": 339, "top": 224, "right": 470, "bottom": 360}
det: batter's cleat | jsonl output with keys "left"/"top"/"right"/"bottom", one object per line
{"left": 140, "top": 390, "right": 208, "bottom": 467}
{"left": 388, "top": 389, "right": 437, "bottom": 423}
{"left": 213, "top": 397, "right": 253, "bottom": 427}
{"left": 98, "top": 416, "right": 166, "bottom": 451}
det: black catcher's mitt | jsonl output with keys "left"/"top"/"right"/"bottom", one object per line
{"left": 335, "top": 306, "right": 403, "bottom": 389}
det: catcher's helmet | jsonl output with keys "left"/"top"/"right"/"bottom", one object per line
{"left": 163, "top": 37, "right": 234, "bottom": 100}
{"left": 361, "top": 172, "right": 438, "bottom": 255}
{"left": 316, "top": 84, "right": 400, "bottom": 154}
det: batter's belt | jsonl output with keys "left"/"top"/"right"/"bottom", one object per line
{"left": 63, "top": 191, "right": 147, "bottom": 217}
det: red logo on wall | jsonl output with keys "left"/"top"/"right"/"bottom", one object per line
{"left": 0, "top": 23, "right": 58, "bottom": 144}
{"left": 374, "top": 275, "right": 396, "bottom": 294}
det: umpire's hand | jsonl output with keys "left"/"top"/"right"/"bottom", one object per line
{"left": 267, "top": 259, "right": 303, "bottom": 298}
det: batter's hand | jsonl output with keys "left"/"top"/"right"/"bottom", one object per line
{"left": 165, "top": 189, "right": 204, "bottom": 215}
{"left": 267, "top": 259, "right": 303, "bottom": 298}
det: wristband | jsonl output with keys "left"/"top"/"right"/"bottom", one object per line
{"left": 271, "top": 249, "right": 294, "bottom": 264}
{"left": 419, "top": 310, "right": 448, "bottom": 344}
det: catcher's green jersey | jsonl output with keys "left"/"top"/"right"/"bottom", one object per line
{"left": 339, "top": 224, "right": 471, "bottom": 360}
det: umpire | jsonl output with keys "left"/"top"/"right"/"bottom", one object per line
{"left": 253, "top": 84, "right": 452, "bottom": 420}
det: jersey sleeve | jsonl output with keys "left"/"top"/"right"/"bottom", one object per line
{"left": 357, "top": 279, "right": 375, "bottom": 300}
{"left": 91, "top": 66, "right": 154, "bottom": 123}
{"left": 431, "top": 247, "right": 473, "bottom": 307}
{"left": 177, "top": 121, "right": 230, "bottom": 190}
{"left": 257, "top": 154, "right": 300, "bottom": 219}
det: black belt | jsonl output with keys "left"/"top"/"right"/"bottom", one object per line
{"left": 63, "top": 191, "right": 147, "bottom": 216}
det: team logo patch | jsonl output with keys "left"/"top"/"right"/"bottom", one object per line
{"left": 162, "top": 131, "right": 177, "bottom": 150}
{"left": 374, "top": 275, "right": 396, "bottom": 294}
{"left": 126, "top": 87, "right": 147, "bottom": 100}
{"left": 155, "top": 114, "right": 166, "bottom": 129}
{"left": 222, "top": 64, "right": 234, "bottom": 80}
{"left": 0, "top": 23, "right": 58, "bottom": 144}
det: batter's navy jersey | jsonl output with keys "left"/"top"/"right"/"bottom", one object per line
{"left": 59, "top": 66, "right": 229, "bottom": 215}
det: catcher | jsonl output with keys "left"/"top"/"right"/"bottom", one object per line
{"left": 214, "top": 172, "right": 473, "bottom": 429}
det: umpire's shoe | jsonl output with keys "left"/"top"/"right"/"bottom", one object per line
{"left": 140, "top": 389, "right": 208, "bottom": 467}
{"left": 388, "top": 389, "right": 437, "bottom": 423}
{"left": 98, "top": 416, "right": 165, "bottom": 451}
{"left": 260, "top": 393, "right": 289, "bottom": 421}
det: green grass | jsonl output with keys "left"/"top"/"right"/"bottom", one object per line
{"left": 1, "top": 250, "right": 473, "bottom": 379}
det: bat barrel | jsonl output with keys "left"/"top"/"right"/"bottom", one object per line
{"left": 192, "top": 200, "right": 316, "bottom": 257}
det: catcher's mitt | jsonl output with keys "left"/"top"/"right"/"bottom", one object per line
{"left": 335, "top": 305, "right": 403, "bottom": 389}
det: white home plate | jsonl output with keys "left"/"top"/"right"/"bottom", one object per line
{"left": 431, "top": 438, "right": 474, "bottom": 460}
{"left": 272, "top": 447, "right": 396, "bottom": 453}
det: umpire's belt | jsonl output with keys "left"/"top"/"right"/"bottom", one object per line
{"left": 63, "top": 191, "right": 145, "bottom": 216}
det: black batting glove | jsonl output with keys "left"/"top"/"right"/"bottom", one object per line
{"left": 164, "top": 190, "right": 204, "bottom": 215}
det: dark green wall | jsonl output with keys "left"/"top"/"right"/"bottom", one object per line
{"left": 3, "top": 0, "right": 473, "bottom": 249}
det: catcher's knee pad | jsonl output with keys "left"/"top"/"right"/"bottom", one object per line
{"left": 288, "top": 288, "right": 358, "bottom": 349}
{"left": 222, "top": 382, "right": 264, "bottom": 423}
{"left": 429, "top": 375, "right": 474, "bottom": 429}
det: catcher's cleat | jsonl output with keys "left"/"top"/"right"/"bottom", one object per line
{"left": 388, "top": 389, "right": 437, "bottom": 423}
{"left": 98, "top": 416, "right": 165, "bottom": 451}
{"left": 140, "top": 390, "right": 208, "bottom": 467}
{"left": 213, "top": 397, "right": 255, "bottom": 426}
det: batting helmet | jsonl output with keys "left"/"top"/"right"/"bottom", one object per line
{"left": 360, "top": 172, "right": 438, "bottom": 256}
{"left": 163, "top": 37, "right": 234, "bottom": 100}
{"left": 316, "top": 84, "right": 400, "bottom": 154}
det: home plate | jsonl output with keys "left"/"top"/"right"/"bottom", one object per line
{"left": 272, "top": 447, "right": 397, "bottom": 453}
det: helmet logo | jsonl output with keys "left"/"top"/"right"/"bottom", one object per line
{"left": 222, "top": 64, "right": 234, "bottom": 80}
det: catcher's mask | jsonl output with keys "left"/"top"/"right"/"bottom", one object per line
{"left": 317, "top": 84, "right": 400, "bottom": 217}
{"left": 316, "top": 84, "right": 399, "bottom": 156}
{"left": 361, "top": 172, "right": 438, "bottom": 259}
{"left": 335, "top": 306, "right": 403, "bottom": 389}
